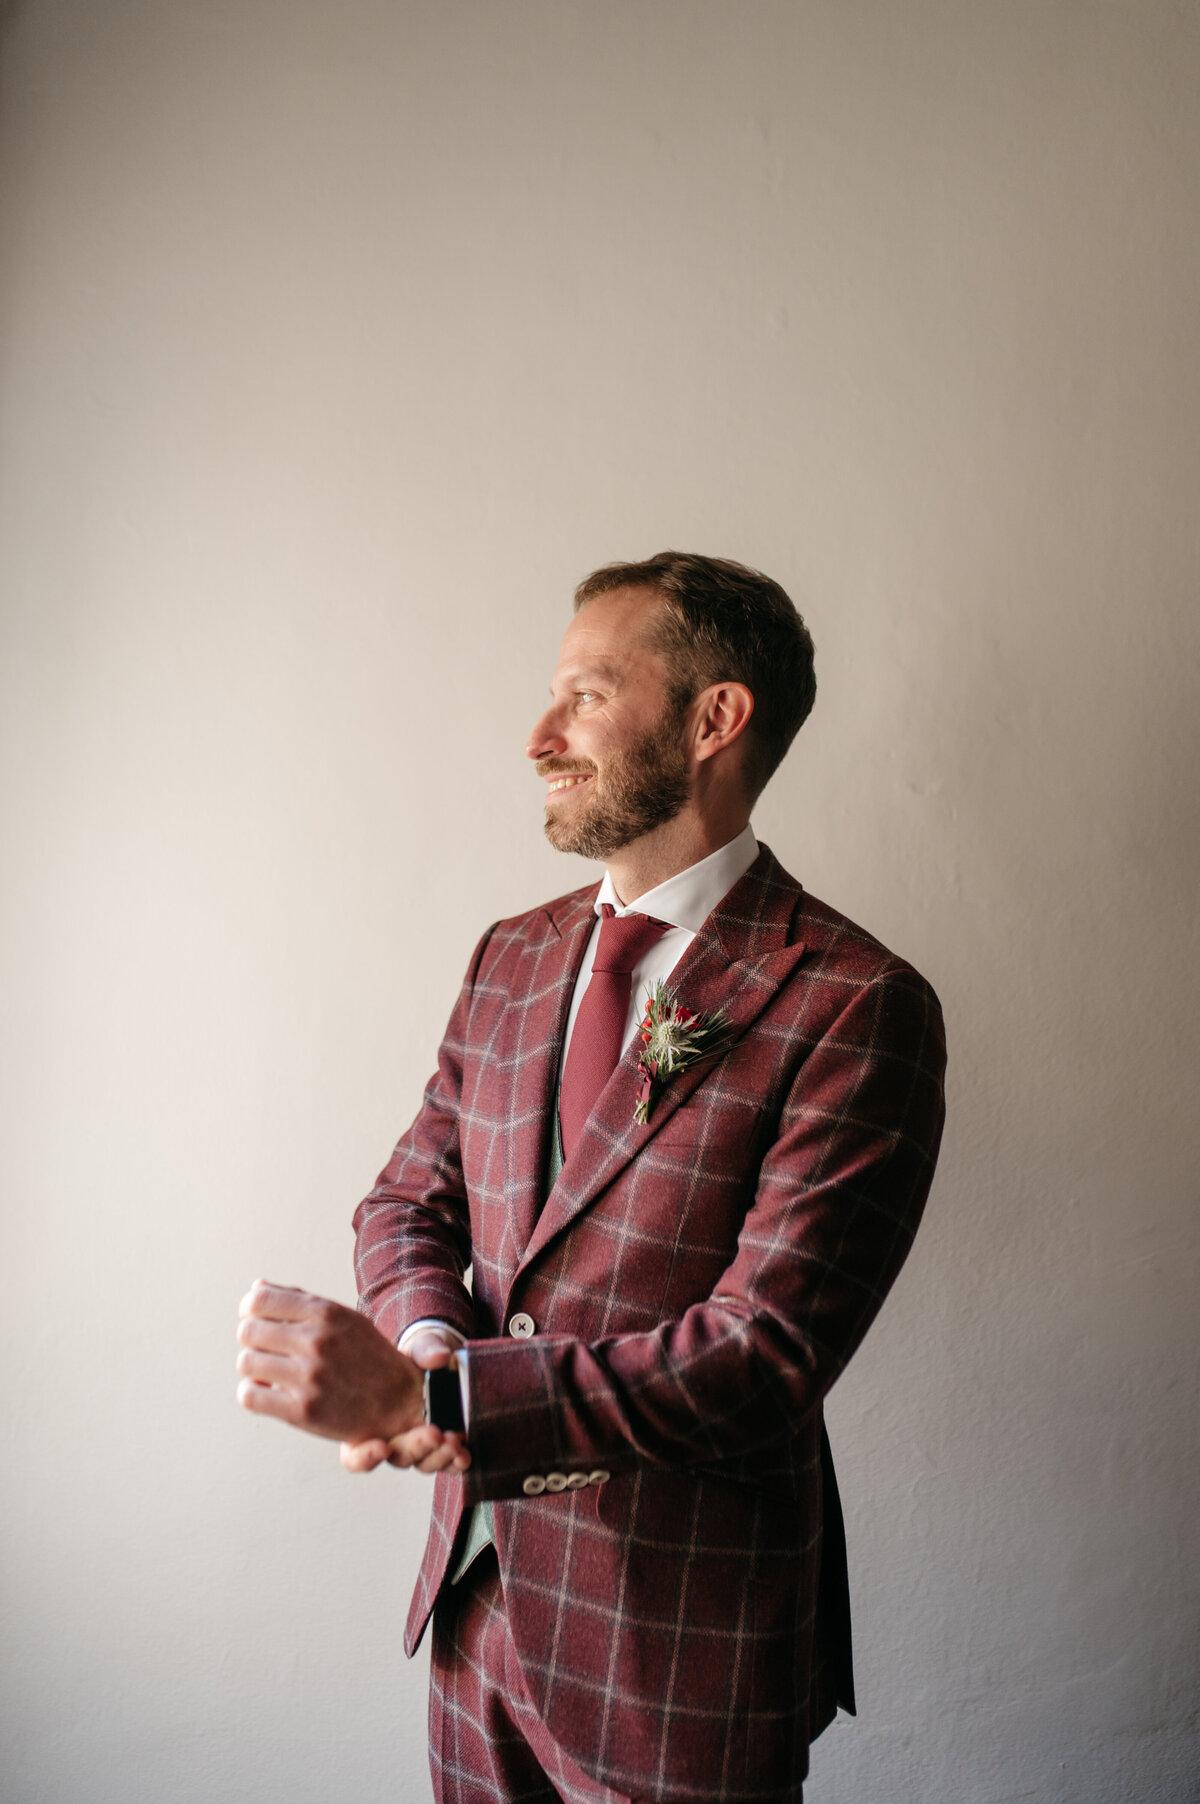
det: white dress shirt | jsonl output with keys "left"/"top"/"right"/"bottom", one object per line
{"left": 561, "top": 822, "right": 760, "bottom": 1066}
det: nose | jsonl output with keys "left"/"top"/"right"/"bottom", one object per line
{"left": 525, "top": 704, "right": 567, "bottom": 763}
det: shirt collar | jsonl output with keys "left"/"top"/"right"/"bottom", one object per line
{"left": 595, "top": 823, "right": 759, "bottom": 933}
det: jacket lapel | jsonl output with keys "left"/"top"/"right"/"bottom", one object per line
{"left": 498, "top": 884, "right": 598, "bottom": 1262}
{"left": 515, "top": 846, "right": 807, "bottom": 1275}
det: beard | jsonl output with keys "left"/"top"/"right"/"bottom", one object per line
{"left": 540, "top": 703, "right": 692, "bottom": 861}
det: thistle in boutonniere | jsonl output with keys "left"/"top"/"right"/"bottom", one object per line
{"left": 633, "top": 980, "right": 737, "bottom": 1126}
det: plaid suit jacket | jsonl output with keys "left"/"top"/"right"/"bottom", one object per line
{"left": 354, "top": 845, "right": 946, "bottom": 1803}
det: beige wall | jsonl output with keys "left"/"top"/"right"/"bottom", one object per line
{"left": 2, "top": 3, "right": 1197, "bottom": 1800}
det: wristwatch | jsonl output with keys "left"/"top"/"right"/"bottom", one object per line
{"left": 422, "top": 1359, "right": 465, "bottom": 1435}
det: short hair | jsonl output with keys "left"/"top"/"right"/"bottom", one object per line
{"left": 574, "top": 551, "right": 816, "bottom": 803}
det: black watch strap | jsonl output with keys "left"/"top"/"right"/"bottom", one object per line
{"left": 423, "top": 1362, "right": 465, "bottom": 1435}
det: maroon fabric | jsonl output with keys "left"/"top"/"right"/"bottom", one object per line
{"left": 355, "top": 844, "right": 947, "bottom": 1803}
{"left": 430, "top": 1547, "right": 636, "bottom": 1804}
{"left": 558, "top": 906, "right": 668, "bottom": 1159}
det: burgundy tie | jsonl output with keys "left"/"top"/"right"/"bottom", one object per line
{"left": 559, "top": 905, "right": 669, "bottom": 1159}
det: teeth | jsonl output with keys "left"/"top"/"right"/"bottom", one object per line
{"left": 548, "top": 775, "right": 589, "bottom": 791}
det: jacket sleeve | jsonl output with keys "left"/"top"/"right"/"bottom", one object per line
{"left": 351, "top": 925, "right": 497, "bottom": 1347}
{"left": 458, "top": 962, "right": 947, "bottom": 1502}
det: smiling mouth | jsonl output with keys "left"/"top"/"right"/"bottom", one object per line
{"left": 545, "top": 773, "right": 593, "bottom": 796}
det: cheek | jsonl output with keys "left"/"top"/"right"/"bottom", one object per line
{"left": 585, "top": 743, "right": 620, "bottom": 785}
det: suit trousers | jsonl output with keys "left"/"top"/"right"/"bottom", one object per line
{"left": 429, "top": 1546, "right": 636, "bottom": 1804}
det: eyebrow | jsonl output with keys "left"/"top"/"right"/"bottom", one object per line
{"left": 550, "top": 659, "right": 624, "bottom": 694}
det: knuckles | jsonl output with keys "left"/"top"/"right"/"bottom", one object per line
{"left": 294, "top": 1383, "right": 331, "bottom": 1428}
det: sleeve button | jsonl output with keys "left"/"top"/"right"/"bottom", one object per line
{"left": 522, "top": 1475, "right": 547, "bottom": 1495}
{"left": 565, "top": 1472, "right": 589, "bottom": 1489}
{"left": 587, "top": 1469, "right": 611, "bottom": 1486}
{"left": 544, "top": 1472, "right": 568, "bottom": 1492}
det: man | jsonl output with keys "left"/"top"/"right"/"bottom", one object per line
{"left": 237, "top": 552, "right": 947, "bottom": 1803}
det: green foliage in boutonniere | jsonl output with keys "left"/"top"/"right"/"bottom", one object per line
{"left": 634, "top": 980, "right": 737, "bottom": 1125}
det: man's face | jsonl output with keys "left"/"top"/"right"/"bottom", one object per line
{"left": 526, "top": 587, "right": 693, "bottom": 861}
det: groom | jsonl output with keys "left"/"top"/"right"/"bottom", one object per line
{"left": 237, "top": 552, "right": 947, "bottom": 1803}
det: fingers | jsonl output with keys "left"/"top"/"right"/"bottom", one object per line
{"left": 238, "top": 1278, "right": 328, "bottom": 1324}
{"left": 237, "top": 1375, "right": 301, "bottom": 1424}
{"left": 236, "top": 1346, "right": 293, "bottom": 1387}
{"left": 383, "top": 1425, "right": 443, "bottom": 1467}
{"left": 339, "top": 1428, "right": 470, "bottom": 1476}
{"left": 414, "top": 1440, "right": 471, "bottom": 1474}
{"left": 237, "top": 1314, "right": 299, "bottom": 1356}
{"left": 385, "top": 1428, "right": 471, "bottom": 1474}
{"left": 340, "top": 1439, "right": 391, "bottom": 1473}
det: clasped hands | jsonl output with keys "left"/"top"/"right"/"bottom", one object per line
{"left": 236, "top": 1280, "right": 470, "bottom": 1476}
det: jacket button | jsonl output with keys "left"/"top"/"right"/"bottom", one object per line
{"left": 565, "top": 1472, "right": 589, "bottom": 1489}
{"left": 522, "top": 1475, "right": 547, "bottom": 1495}
{"left": 587, "top": 1469, "right": 611, "bottom": 1486}
{"left": 544, "top": 1472, "right": 568, "bottom": 1492}
{"left": 508, "top": 1313, "right": 536, "bottom": 1338}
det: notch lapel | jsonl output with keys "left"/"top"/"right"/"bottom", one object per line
{"left": 496, "top": 886, "right": 597, "bottom": 1266}
{"left": 515, "top": 846, "right": 807, "bottom": 1275}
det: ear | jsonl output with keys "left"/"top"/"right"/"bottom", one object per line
{"left": 692, "top": 682, "right": 755, "bottom": 763}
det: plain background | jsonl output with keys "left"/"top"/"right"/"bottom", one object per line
{"left": 2, "top": 4, "right": 1197, "bottom": 1801}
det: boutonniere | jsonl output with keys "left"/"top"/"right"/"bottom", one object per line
{"left": 634, "top": 980, "right": 737, "bottom": 1125}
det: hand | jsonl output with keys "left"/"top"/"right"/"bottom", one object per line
{"left": 403, "top": 1326, "right": 465, "bottom": 1368}
{"left": 236, "top": 1279, "right": 423, "bottom": 1444}
{"left": 340, "top": 1325, "right": 471, "bottom": 1477}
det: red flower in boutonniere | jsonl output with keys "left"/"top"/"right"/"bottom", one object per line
{"left": 634, "top": 980, "right": 737, "bottom": 1126}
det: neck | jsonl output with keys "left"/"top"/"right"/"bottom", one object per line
{"left": 604, "top": 804, "right": 751, "bottom": 906}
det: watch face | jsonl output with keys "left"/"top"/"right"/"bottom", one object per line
{"left": 425, "top": 1364, "right": 465, "bottom": 1435}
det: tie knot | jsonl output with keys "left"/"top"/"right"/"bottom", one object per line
{"left": 591, "top": 905, "right": 669, "bottom": 975}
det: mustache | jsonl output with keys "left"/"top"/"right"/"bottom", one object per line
{"left": 536, "top": 759, "right": 597, "bottom": 780}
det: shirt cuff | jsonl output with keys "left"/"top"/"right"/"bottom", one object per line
{"left": 398, "top": 1318, "right": 467, "bottom": 1356}
{"left": 457, "top": 1347, "right": 470, "bottom": 1432}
